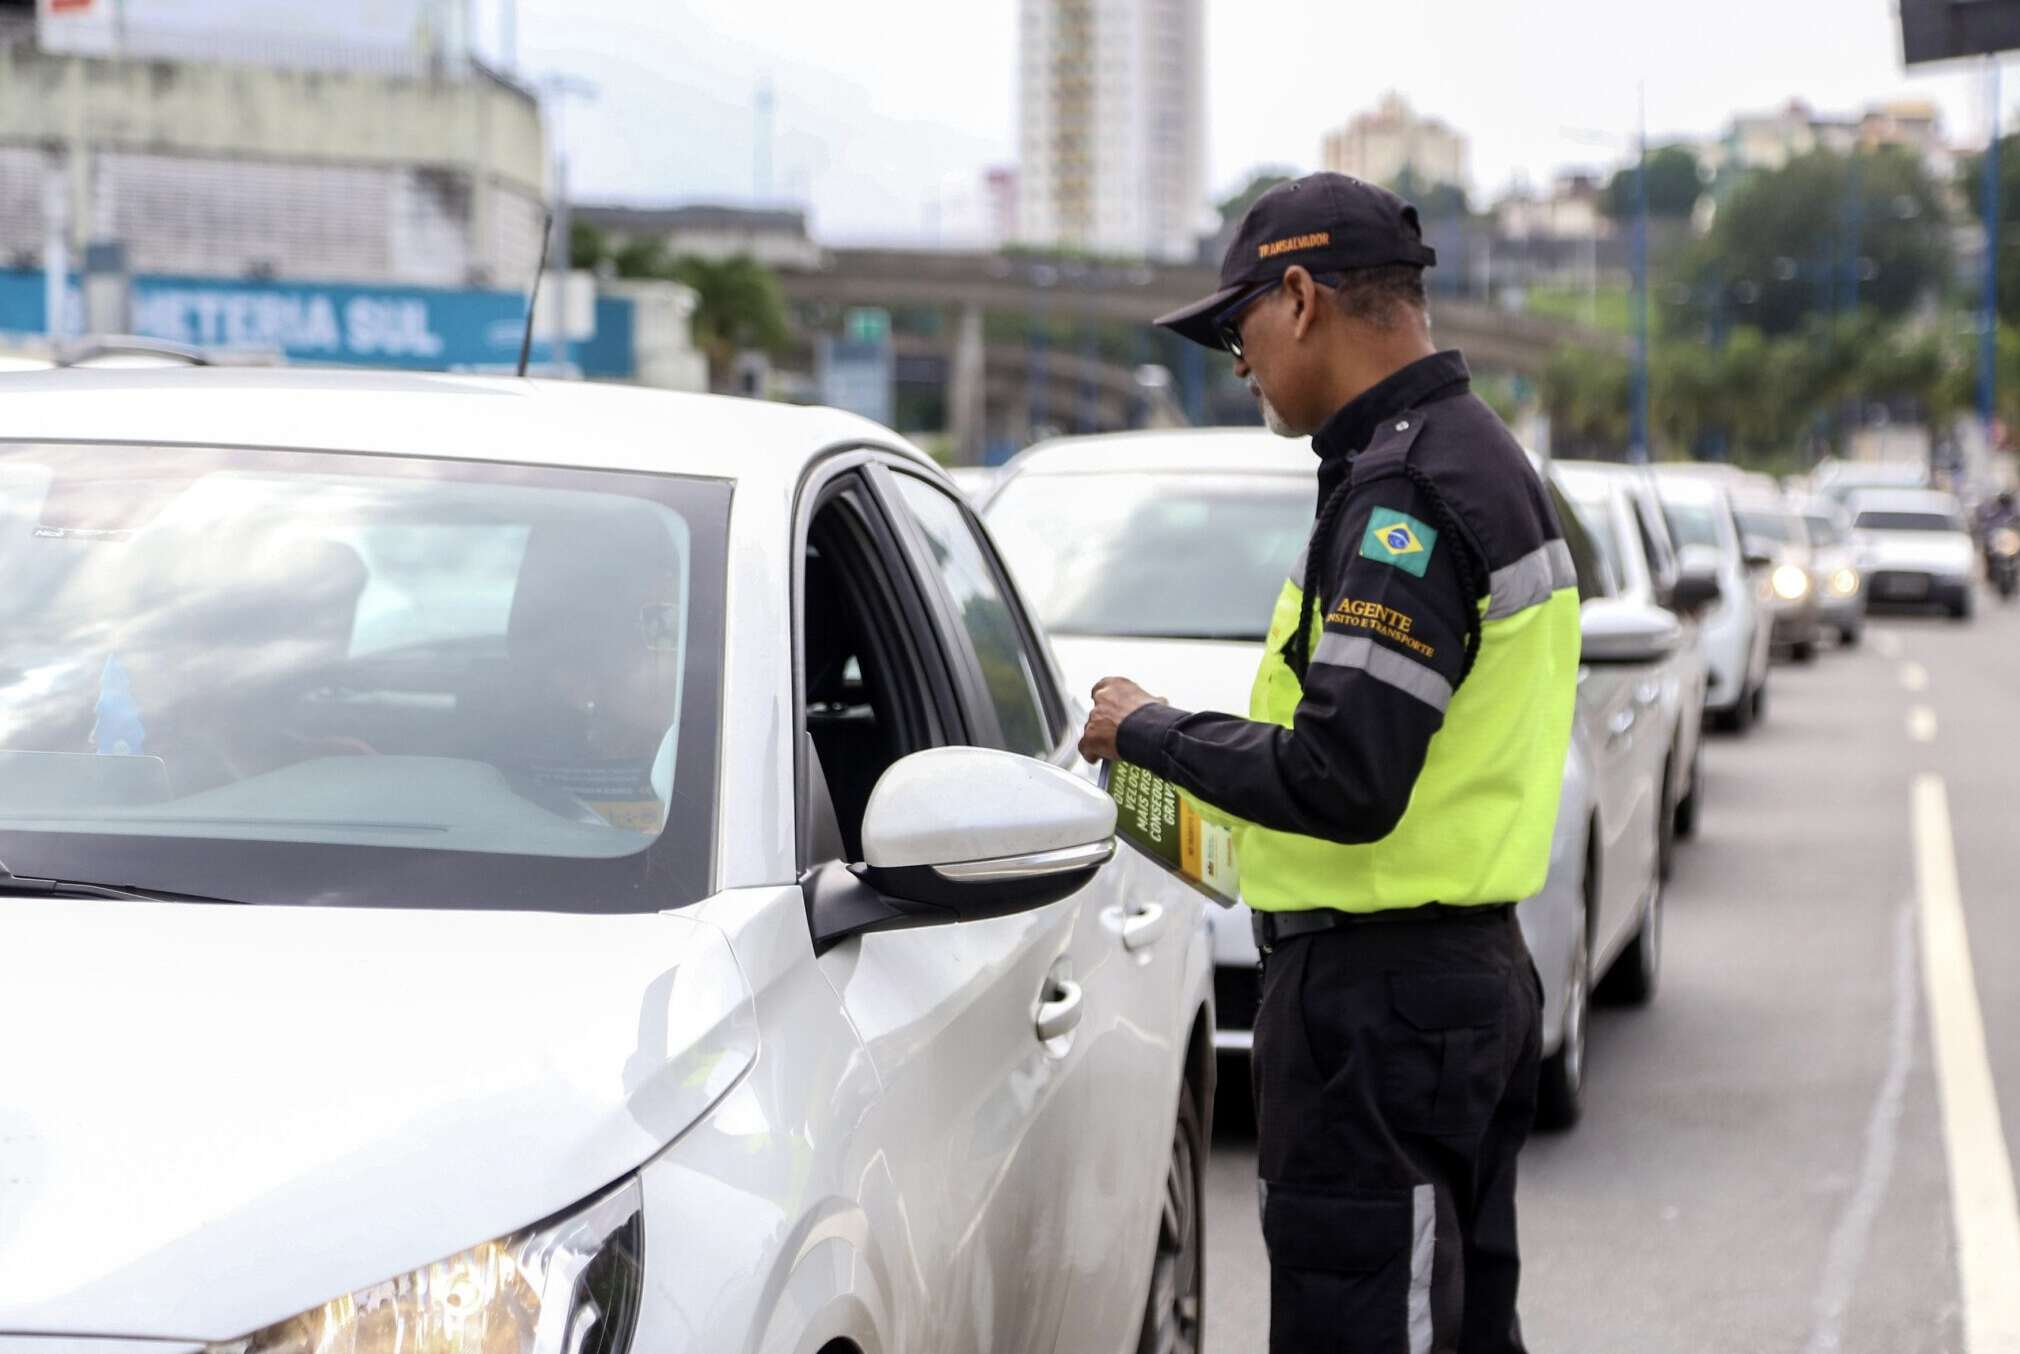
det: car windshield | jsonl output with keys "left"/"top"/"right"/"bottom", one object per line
{"left": 984, "top": 472, "right": 1312, "bottom": 641}
{"left": 0, "top": 442, "right": 729, "bottom": 912}
{"left": 1737, "top": 510, "right": 1799, "bottom": 544}
{"left": 1803, "top": 515, "right": 1845, "bottom": 547}
{"left": 1855, "top": 509, "right": 1965, "bottom": 533}
{"left": 1661, "top": 500, "right": 1724, "bottom": 552}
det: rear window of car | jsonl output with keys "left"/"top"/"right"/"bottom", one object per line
{"left": 1661, "top": 500, "right": 1723, "bottom": 551}
{"left": 1854, "top": 510, "right": 1964, "bottom": 533}
{"left": 985, "top": 471, "right": 1313, "bottom": 642}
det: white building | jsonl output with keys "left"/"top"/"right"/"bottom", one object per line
{"left": 1, "top": 0, "right": 545, "bottom": 288}
{"left": 1016, "top": 0, "right": 1207, "bottom": 263}
{"left": 1495, "top": 172, "right": 1610, "bottom": 242}
{"left": 1321, "top": 94, "right": 1468, "bottom": 191}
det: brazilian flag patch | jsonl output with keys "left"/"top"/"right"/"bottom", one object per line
{"left": 1360, "top": 508, "right": 1439, "bottom": 578}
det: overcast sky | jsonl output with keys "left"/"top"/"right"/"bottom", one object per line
{"left": 490, "top": 0, "right": 2005, "bottom": 244}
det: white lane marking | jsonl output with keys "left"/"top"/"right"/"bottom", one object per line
{"left": 1915, "top": 774, "right": 2020, "bottom": 1353}
{"left": 1873, "top": 630, "right": 1903, "bottom": 658}
{"left": 1802, "top": 905, "right": 1918, "bottom": 1354}
{"left": 1901, "top": 661, "right": 1930, "bottom": 693}
{"left": 1909, "top": 706, "right": 1939, "bottom": 743}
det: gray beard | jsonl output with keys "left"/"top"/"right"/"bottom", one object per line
{"left": 1259, "top": 393, "right": 1301, "bottom": 438}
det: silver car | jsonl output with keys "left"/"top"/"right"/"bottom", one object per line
{"left": 983, "top": 431, "right": 1674, "bottom": 1129}
{"left": 1798, "top": 499, "right": 1867, "bottom": 644}
{"left": 1555, "top": 461, "right": 1713, "bottom": 865}
{"left": 1651, "top": 471, "right": 1774, "bottom": 732}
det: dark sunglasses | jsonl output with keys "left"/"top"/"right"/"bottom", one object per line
{"left": 1214, "top": 272, "right": 1343, "bottom": 360}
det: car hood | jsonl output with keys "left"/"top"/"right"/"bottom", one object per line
{"left": 0, "top": 898, "right": 756, "bottom": 1340}
{"left": 1050, "top": 633, "right": 1265, "bottom": 717}
{"left": 1858, "top": 530, "right": 1975, "bottom": 572}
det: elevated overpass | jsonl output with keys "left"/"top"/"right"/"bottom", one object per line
{"left": 780, "top": 248, "right": 1621, "bottom": 456}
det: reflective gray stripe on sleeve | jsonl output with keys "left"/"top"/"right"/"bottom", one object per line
{"left": 1287, "top": 543, "right": 1309, "bottom": 588}
{"left": 1310, "top": 633, "right": 1455, "bottom": 712}
{"left": 1408, "top": 1183, "right": 1437, "bottom": 1354}
{"left": 1484, "top": 538, "right": 1577, "bottom": 621}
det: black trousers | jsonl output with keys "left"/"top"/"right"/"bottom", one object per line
{"left": 1252, "top": 906, "right": 1542, "bottom": 1354}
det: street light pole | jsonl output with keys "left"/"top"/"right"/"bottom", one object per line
{"left": 1631, "top": 89, "right": 1651, "bottom": 465}
{"left": 1981, "top": 56, "right": 2001, "bottom": 443}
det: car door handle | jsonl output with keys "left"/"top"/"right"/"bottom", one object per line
{"left": 1122, "top": 901, "right": 1168, "bottom": 952}
{"left": 1036, "top": 979, "right": 1085, "bottom": 1041}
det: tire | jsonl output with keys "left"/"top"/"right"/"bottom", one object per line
{"left": 1792, "top": 638, "right": 1818, "bottom": 664}
{"left": 1839, "top": 624, "right": 1862, "bottom": 648}
{"left": 1750, "top": 680, "right": 1768, "bottom": 726}
{"left": 1717, "top": 680, "right": 1758, "bottom": 735}
{"left": 1675, "top": 746, "right": 1701, "bottom": 841}
{"left": 1535, "top": 900, "right": 1591, "bottom": 1132}
{"left": 1951, "top": 593, "right": 1974, "bottom": 621}
{"left": 1135, "top": 1075, "right": 1205, "bottom": 1354}
{"left": 1656, "top": 755, "right": 1679, "bottom": 882}
{"left": 1599, "top": 877, "right": 1662, "bottom": 1008}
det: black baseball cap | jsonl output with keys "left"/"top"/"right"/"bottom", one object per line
{"left": 1154, "top": 172, "right": 1438, "bottom": 351}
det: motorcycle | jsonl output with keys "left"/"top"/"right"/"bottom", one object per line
{"left": 1990, "top": 526, "right": 2020, "bottom": 601}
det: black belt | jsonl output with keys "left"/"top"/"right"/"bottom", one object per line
{"left": 1252, "top": 902, "right": 1514, "bottom": 955}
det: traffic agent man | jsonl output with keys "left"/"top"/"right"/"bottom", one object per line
{"left": 1078, "top": 173, "right": 1581, "bottom": 1353}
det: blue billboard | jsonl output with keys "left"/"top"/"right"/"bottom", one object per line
{"left": 0, "top": 272, "right": 635, "bottom": 379}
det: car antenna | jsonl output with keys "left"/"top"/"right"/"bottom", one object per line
{"left": 516, "top": 209, "right": 556, "bottom": 379}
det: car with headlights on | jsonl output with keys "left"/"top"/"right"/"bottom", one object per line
{"left": 982, "top": 430, "right": 1671, "bottom": 1129}
{"left": 1730, "top": 493, "right": 1823, "bottom": 661}
{"left": 0, "top": 369, "right": 1215, "bottom": 1354}
{"left": 1651, "top": 471, "right": 1773, "bottom": 732}
{"left": 1848, "top": 487, "right": 1979, "bottom": 619}
{"left": 1797, "top": 499, "right": 1866, "bottom": 644}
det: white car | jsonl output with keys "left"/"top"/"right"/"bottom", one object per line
{"left": 0, "top": 369, "right": 1214, "bottom": 1354}
{"left": 1848, "top": 487, "right": 1979, "bottom": 619}
{"left": 1651, "top": 471, "right": 1774, "bottom": 731}
{"left": 983, "top": 430, "right": 1668, "bottom": 1128}
{"left": 1554, "top": 461, "right": 1711, "bottom": 865}
{"left": 1798, "top": 499, "right": 1867, "bottom": 644}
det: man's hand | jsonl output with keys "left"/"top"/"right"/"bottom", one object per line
{"left": 1078, "top": 676, "right": 1164, "bottom": 764}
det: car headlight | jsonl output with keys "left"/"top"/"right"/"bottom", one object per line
{"left": 207, "top": 1179, "right": 643, "bottom": 1354}
{"left": 1829, "top": 567, "right": 1860, "bottom": 596}
{"left": 1771, "top": 564, "right": 1811, "bottom": 601}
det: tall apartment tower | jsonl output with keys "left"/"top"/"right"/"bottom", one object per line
{"left": 1016, "top": 0, "right": 1206, "bottom": 262}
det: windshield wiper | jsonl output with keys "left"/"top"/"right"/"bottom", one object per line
{"left": 0, "top": 862, "right": 248, "bottom": 905}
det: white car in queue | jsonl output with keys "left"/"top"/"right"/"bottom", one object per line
{"left": 981, "top": 430, "right": 1673, "bottom": 1128}
{"left": 1650, "top": 471, "right": 1774, "bottom": 732}
{"left": 0, "top": 370, "right": 1215, "bottom": 1354}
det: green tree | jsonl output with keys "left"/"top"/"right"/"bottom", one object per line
{"left": 1957, "top": 134, "right": 2020, "bottom": 325}
{"left": 1541, "top": 344, "right": 1633, "bottom": 457}
{"left": 1677, "top": 148, "right": 1951, "bottom": 338}
{"left": 1389, "top": 167, "right": 1470, "bottom": 220}
{"left": 1602, "top": 145, "right": 1704, "bottom": 221}
{"left": 1216, "top": 169, "right": 1297, "bottom": 227}
{"left": 568, "top": 220, "right": 608, "bottom": 271}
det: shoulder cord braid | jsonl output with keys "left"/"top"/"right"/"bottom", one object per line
{"left": 1282, "top": 462, "right": 1488, "bottom": 688}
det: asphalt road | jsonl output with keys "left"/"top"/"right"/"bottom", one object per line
{"left": 1202, "top": 597, "right": 2020, "bottom": 1352}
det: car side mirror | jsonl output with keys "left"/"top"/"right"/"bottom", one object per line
{"left": 1742, "top": 539, "right": 1775, "bottom": 569}
{"left": 1671, "top": 563, "right": 1723, "bottom": 616}
{"left": 806, "top": 747, "right": 1116, "bottom": 951}
{"left": 1580, "top": 598, "right": 1684, "bottom": 665}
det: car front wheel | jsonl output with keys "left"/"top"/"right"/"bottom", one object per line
{"left": 1536, "top": 906, "right": 1590, "bottom": 1131}
{"left": 1135, "top": 1076, "right": 1205, "bottom": 1354}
